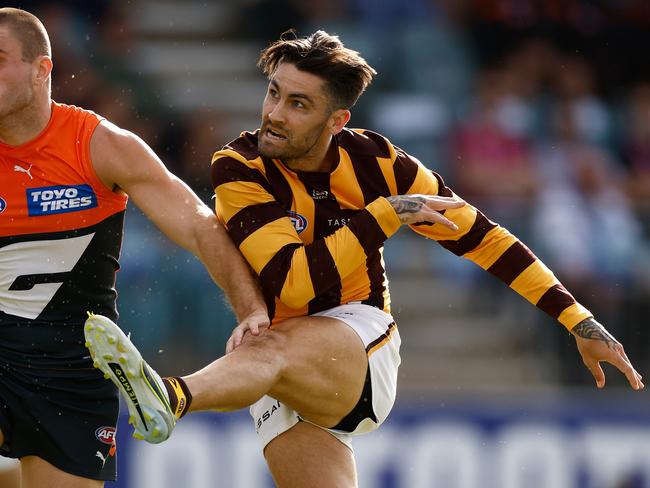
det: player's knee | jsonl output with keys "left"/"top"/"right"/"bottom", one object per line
{"left": 240, "top": 329, "right": 289, "bottom": 363}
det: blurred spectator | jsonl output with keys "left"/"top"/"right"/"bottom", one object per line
{"left": 500, "top": 37, "right": 557, "bottom": 101}
{"left": 177, "top": 110, "right": 230, "bottom": 201}
{"left": 552, "top": 54, "right": 612, "bottom": 147}
{"left": 531, "top": 101, "right": 643, "bottom": 322}
{"left": 450, "top": 66, "right": 538, "bottom": 233}
{"left": 621, "top": 82, "right": 650, "bottom": 212}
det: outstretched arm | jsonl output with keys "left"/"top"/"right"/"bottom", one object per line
{"left": 387, "top": 144, "right": 643, "bottom": 390}
{"left": 90, "top": 121, "right": 268, "bottom": 326}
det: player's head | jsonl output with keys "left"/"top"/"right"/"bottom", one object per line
{"left": 256, "top": 30, "right": 376, "bottom": 162}
{"left": 259, "top": 30, "right": 376, "bottom": 111}
{"left": 0, "top": 8, "right": 53, "bottom": 118}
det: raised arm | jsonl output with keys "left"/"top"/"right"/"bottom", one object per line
{"left": 89, "top": 121, "right": 267, "bottom": 325}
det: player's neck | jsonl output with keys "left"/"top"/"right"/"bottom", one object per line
{"left": 0, "top": 95, "right": 52, "bottom": 146}
{"left": 283, "top": 135, "right": 338, "bottom": 173}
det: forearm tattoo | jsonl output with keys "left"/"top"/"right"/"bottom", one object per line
{"left": 572, "top": 318, "right": 618, "bottom": 350}
{"left": 387, "top": 195, "right": 426, "bottom": 223}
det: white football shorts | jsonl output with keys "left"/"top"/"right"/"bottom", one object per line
{"left": 250, "top": 302, "right": 401, "bottom": 451}
{"left": 0, "top": 455, "right": 18, "bottom": 471}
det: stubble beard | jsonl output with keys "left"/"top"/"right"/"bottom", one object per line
{"left": 257, "top": 137, "right": 290, "bottom": 160}
{"left": 258, "top": 121, "right": 324, "bottom": 163}
{"left": 258, "top": 128, "right": 300, "bottom": 160}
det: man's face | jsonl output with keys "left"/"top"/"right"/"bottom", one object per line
{"left": 258, "top": 63, "right": 334, "bottom": 161}
{"left": 0, "top": 25, "right": 35, "bottom": 120}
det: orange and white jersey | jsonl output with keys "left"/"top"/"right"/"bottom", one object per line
{"left": 0, "top": 102, "right": 127, "bottom": 334}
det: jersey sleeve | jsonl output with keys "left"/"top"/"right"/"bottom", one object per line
{"left": 392, "top": 147, "right": 592, "bottom": 331}
{"left": 212, "top": 153, "right": 401, "bottom": 309}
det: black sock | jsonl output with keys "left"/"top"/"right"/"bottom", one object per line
{"left": 162, "top": 376, "right": 193, "bottom": 419}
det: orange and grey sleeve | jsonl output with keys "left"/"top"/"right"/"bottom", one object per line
{"left": 212, "top": 153, "right": 401, "bottom": 309}
{"left": 391, "top": 149, "right": 592, "bottom": 331}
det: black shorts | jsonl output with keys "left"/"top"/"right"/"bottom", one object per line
{"left": 0, "top": 357, "right": 119, "bottom": 481}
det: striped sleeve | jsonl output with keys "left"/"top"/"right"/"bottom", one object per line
{"left": 392, "top": 150, "right": 592, "bottom": 330}
{"left": 212, "top": 152, "right": 401, "bottom": 309}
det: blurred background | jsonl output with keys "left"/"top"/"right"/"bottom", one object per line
{"left": 5, "top": 0, "right": 650, "bottom": 486}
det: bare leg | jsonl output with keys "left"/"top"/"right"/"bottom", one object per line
{"left": 265, "top": 421, "right": 357, "bottom": 488}
{"left": 21, "top": 456, "right": 103, "bottom": 488}
{"left": 184, "top": 315, "right": 368, "bottom": 428}
{"left": 0, "top": 464, "right": 20, "bottom": 488}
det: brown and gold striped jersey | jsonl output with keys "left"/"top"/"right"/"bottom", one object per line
{"left": 211, "top": 128, "right": 591, "bottom": 329}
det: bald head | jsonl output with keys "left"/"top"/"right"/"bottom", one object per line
{"left": 0, "top": 7, "right": 51, "bottom": 62}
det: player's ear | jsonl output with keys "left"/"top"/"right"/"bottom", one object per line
{"left": 329, "top": 108, "right": 350, "bottom": 135}
{"left": 33, "top": 55, "right": 53, "bottom": 88}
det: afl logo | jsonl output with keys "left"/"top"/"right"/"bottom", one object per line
{"left": 95, "top": 426, "right": 116, "bottom": 445}
{"left": 286, "top": 210, "right": 308, "bottom": 234}
{"left": 0, "top": 196, "right": 6, "bottom": 214}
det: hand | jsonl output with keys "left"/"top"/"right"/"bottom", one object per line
{"left": 386, "top": 194, "right": 465, "bottom": 229}
{"left": 225, "top": 310, "right": 270, "bottom": 354}
{"left": 572, "top": 318, "right": 644, "bottom": 390}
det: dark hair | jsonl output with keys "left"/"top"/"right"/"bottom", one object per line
{"left": 257, "top": 30, "right": 376, "bottom": 110}
{"left": 0, "top": 7, "right": 51, "bottom": 61}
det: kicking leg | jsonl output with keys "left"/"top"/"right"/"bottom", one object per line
{"left": 85, "top": 313, "right": 368, "bottom": 437}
